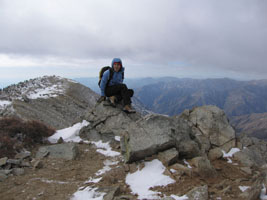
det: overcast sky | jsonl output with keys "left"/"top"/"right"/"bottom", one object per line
{"left": 0, "top": 0, "right": 267, "bottom": 86}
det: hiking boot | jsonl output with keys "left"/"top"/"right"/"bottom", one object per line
{"left": 109, "top": 96, "right": 117, "bottom": 107}
{"left": 123, "top": 105, "right": 136, "bottom": 113}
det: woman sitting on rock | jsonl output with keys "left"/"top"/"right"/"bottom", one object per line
{"left": 97, "top": 58, "right": 135, "bottom": 113}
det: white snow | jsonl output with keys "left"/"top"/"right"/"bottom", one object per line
{"left": 239, "top": 186, "right": 250, "bottom": 192}
{"left": 94, "top": 160, "right": 113, "bottom": 176}
{"left": 183, "top": 159, "right": 192, "bottom": 168}
{"left": 91, "top": 140, "right": 120, "bottom": 157}
{"left": 114, "top": 136, "right": 120, "bottom": 141}
{"left": 84, "top": 177, "right": 102, "bottom": 184}
{"left": 0, "top": 100, "right": 11, "bottom": 108}
{"left": 222, "top": 148, "right": 240, "bottom": 157}
{"left": 27, "top": 84, "right": 65, "bottom": 99}
{"left": 48, "top": 120, "right": 89, "bottom": 143}
{"left": 94, "top": 160, "right": 119, "bottom": 177}
{"left": 170, "top": 194, "right": 189, "bottom": 200}
{"left": 71, "top": 186, "right": 106, "bottom": 200}
{"left": 222, "top": 148, "right": 240, "bottom": 164}
{"left": 261, "top": 184, "right": 267, "bottom": 200}
{"left": 126, "top": 159, "right": 175, "bottom": 199}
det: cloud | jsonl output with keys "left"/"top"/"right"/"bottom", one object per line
{"left": 0, "top": 0, "right": 266, "bottom": 80}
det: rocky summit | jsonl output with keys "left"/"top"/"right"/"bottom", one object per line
{"left": 1, "top": 77, "right": 267, "bottom": 199}
{"left": 0, "top": 76, "right": 98, "bottom": 129}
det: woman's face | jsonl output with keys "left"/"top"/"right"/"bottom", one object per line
{"left": 113, "top": 63, "right": 121, "bottom": 72}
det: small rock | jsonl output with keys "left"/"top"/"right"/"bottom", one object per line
{"left": 0, "top": 157, "right": 8, "bottom": 167}
{"left": 33, "top": 160, "right": 43, "bottom": 170}
{"left": 7, "top": 159, "right": 21, "bottom": 165}
{"left": 161, "top": 197, "right": 175, "bottom": 200}
{"left": 186, "top": 185, "right": 209, "bottom": 200}
{"left": 208, "top": 148, "right": 223, "bottom": 161}
{"left": 191, "top": 157, "right": 217, "bottom": 178}
{"left": 57, "top": 137, "right": 64, "bottom": 144}
{"left": 0, "top": 169, "right": 12, "bottom": 175}
{"left": 171, "top": 163, "right": 192, "bottom": 177}
{"left": 97, "top": 186, "right": 120, "bottom": 200}
{"left": 124, "top": 164, "right": 130, "bottom": 172}
{"left": 129, "top": 163, "right": 138, "bottom": 173}
{"left": 20, "top": 161, "right": 31, "bottom": 167}
{"left": 15, "top": 152, "right": 31, "bottom": 159}
{"left": 0, "top": 173, "right": 7, "bottom": 182}
{"left": 35, "top": 148, "right": 49, "bottom": 159}
{"left": 12, "top": 168, "right": 25, "bottom": 176}
{"left": 158, "top": 148, "right": 179, "bottom": 166}
{"left": 113, "top": 195, "right": 136, "bottom": 200}
{"left": 221, "top": 185, "right": 232, "bottom": 195}
{"left": 240, "top": 167, "right": 252, "bottom": 175}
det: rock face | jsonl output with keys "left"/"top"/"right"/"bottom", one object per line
{"left": 234, "top": 134, "right": 267, "bottom": 168}
{"left": 0, "top": 76, "right": 98, "bottom": 129}
{"left": 180, "top": 106, "right": 236, "bottom": 148}
{"left": 81, "top": 103, "right": 238, "bottom": 164}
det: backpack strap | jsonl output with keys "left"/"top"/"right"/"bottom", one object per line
{"left": 106, "top": 68, "right": 114, "bottom": 87}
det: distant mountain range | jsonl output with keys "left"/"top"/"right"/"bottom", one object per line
{"left": 75, "top": 77, "right": 267, "bottom": 140}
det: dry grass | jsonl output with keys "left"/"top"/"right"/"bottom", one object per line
{"left": 0, "top": 117, "right": 55, "bottom": 158}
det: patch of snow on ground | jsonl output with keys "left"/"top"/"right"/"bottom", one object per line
{"left": 85, "top": 159, "right": 119, "bottom": 183}
{"left": 71, "top": 186, "right": 105, "bottom": 200}
{"left": 84, "top": 177, "right": 102, "bottom": 184}
{"left": 239, "top": 186, "right": 250, "bottom": 192}
{"left": 222, "top": 148, "right": 240, "bottom": 164}
{"left": 27, "top": 85, "right": 65, "bottom": 99}
{"left": 95, "top": 159, "right": 119, "bottom": 176}
{"left": 170, "top": 194, "right": 189, "bottom": 200}
{"left": 126, "top": 159, "right": 175, "bottom": 199}
{"left": 183, "top": 159, "right": 192, "bottom": 168}
{"left": 115, "top": 136, "right": 120, "bottom": 141}
{"left": 261, "top": 184, "right": 267, "bottom": 200}
{"left": 92, "top": 140, "right": 120, "bottom": 157}
{"left": 222, "top": 148, "right": 240, "bottom": 157}
{"left": 0, "top": 100, "right": 11, "bottom": 109}
{"left": 48, "top": 120, "right": 89, "bottom": 143}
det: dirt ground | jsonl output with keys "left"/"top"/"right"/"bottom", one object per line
{"left": 0, "top": 143, "right": 257, "bottom": 200}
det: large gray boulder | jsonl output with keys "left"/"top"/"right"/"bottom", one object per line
{"left": 236, "top": 134, "right": 267, "bottom": 167}
{"left": 180, "top": 106, "right": 236, "bottom": 152}
{"left": 36, "top": 143, "right": 79, "bottom": 160}
{"left": 121, "top": 114, "right": 177, "bottom": 163}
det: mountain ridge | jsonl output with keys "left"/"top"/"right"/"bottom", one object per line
{"left": 1, "top": 76, "right": 267, "bottom": 199}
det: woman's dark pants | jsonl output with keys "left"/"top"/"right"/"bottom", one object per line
{"left": 105, "top": 84, "right": 134, "bottom": 106}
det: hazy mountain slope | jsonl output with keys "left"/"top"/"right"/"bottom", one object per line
{"left": 135, "top": 78, "right": 267, "bottom": 117}
{"left": 231, "top": 112, "right": 267, "bottom": 140}
{"left": 0, "top": 76, "right": 98, "bottom": 129}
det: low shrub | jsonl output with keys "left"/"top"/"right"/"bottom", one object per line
{"left": 0, "top": 117, "right": 55, "bottom": 158}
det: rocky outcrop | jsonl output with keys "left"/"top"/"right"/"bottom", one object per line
{"left": 233, "top": 134, "right": 267, "bottom": 168}
{"left": 179, "top": 106, "right": 236, "bottom": 151}
{"left": 81, "top": 103, "right": 239, "bottom": 165}
{"left": 0, "top": 76, "right": 98, "bottom": 129}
